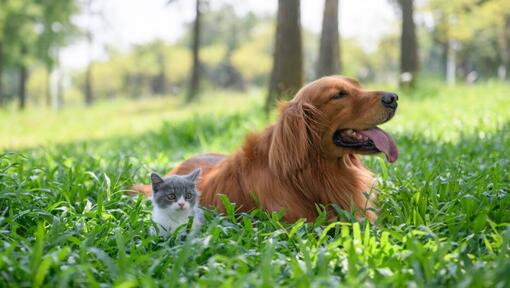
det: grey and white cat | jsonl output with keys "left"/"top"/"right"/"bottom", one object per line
{"left": 150, "top": 169, "right": 203, "bottom": 236}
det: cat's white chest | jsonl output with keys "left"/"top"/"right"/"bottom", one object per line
{"left": 152, "top": 206, "right": 201, "bottom": 236}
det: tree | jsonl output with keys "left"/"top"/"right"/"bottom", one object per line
{"left": 474, "top": 0, "right": 510, "bottom": 80}
{"left": 35, "top": 0, "right": 78, "bottom": 108}
{"left": 0, "top": 3, "right": 8, "bottom": 106}
{"left": 266, "top": 0, "right": 303, "bottom": 110}
{"left": 398, "top": 0, "right": 418, "bottom": 87}
{"left": 186, "top": 0, "right": 202, "bottom": 102}
{"left": 0, "top": 41, "right": 4, "bottom": 106}
{"left": 426, "top": 0, "right": 501, "bottom": 84}
{"left": 18, "top": 46, "right": 28, "bottom": 109}
{"left": 84, "top": 57, "right": 93, "bottom": 105}
{"left": 166, "top": 0, "right": 206, "bottom": 101}
{"left": 0, "top": 0, "right": 78, "bottom": 108}
{"left": 498, "top": 16, "right": 510, "bottom": 80}
{"left": 317, "top": 0, "right": 341, "bottom": 77}
{"left": 83, "top": 0, "right": 95, "bottom": 105}
{"left": 0, "top": 1, "right": 26, "bottom": 107}
{"left": 1, "top": 0, "right": 39, "bottom": 110}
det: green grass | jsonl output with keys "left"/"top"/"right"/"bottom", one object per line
{"left": 0, "top": 89, "right": 262, "bottom": 149}
{"left": 1, "top": 82, "right": 510, "bottom": 287}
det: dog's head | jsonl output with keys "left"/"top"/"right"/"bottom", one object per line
{"left": 269, "top": 76, "right": 399, "bottom": 174}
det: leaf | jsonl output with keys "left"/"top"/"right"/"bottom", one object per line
{"left": 219, "top": 194, "right": 236, "bottom": 222}
{"left": 472, "top": 213, "right": 487, "bottom": 233}
{"left": 288, "top": 219, "right": 305, "bottom": 239}
{"left": 34, "top": 255, "right": 52, "bottom": 288}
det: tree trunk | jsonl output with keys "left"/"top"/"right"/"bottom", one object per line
{"left": 57, "top": 71, "right": 64, "bottom": 108}
{"left": 497, "top": 16, "right": 510, "bottom": 80}
{"left": 85, "top": 62, "right": 93, "bottom": 105}
{"left": 49, "top": 69, "right": 57, "bottom": 109}
{"left": 317, "top": 0, "right": 341, "bottom": 77}
{"left": 506, "top": 16, "right": 510, "bottom": 80}
{"left": 18, "top": 47, "right": 28, "bottom": 110}
{"left": 19, "top": 67, "right": 27, "bottom": 110}
{"left": 441, "top": 39, "right": 448, "bottom": 79}
{"left": 84, "top": 0, "right": 95, "bottom": 104}
{"left": 46, "top": 64, "right": 52, "bottom": 107}
{"left": 266, "top": 0, "right": 303, "bottom": 110}
{"left": 446, "top": 38, "right": 456, "bottom": 86}
{"left": 152, "top": 51, "right": 166, "bottom": 95}
{"left": 0, "top": 41, "right": 4, "bottom": 106}
{"left": 186, "top": 0, "right": 201, "bottom": 102}
{"left": 398, "top": 0, "right": 418, "bottom": 87}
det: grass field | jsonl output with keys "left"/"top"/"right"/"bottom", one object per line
{"left": 1, "top": 82, "right": 510, "bottom": 287}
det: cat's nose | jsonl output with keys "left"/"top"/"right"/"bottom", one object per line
{"left": 178, "top": 203, "right": 184, "bottom": 208}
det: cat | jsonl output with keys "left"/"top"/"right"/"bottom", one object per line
{"left": 150, "top": 168, "right": 203, "bottom": 236}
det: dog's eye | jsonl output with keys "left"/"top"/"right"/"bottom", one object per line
{"left": 333, "top": 90, "right": 348, "bottom": 100}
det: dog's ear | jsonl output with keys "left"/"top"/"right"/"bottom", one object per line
{"left": 269, "top": 101, "right": 315, "bottom": 176}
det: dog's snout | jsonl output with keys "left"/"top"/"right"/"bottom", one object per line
{"left": 381, "top": 93, "right": 398, "bottom": 109}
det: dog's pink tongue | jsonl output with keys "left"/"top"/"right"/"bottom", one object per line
{"left": 358, "top": 128, "right": 399, "bottom": 163}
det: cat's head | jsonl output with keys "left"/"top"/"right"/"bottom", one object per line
{"left": 150, "top": 169, "right": 201, "bottom": 212}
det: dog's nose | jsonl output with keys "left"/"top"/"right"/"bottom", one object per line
{"left": 381, "top": 93, "right": 398, "bottom": 109}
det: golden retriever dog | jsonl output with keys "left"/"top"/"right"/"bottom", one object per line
{"left": 132, "top": 76, "right": 399, "bottom": 222}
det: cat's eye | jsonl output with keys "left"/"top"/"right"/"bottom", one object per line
{"left": 167, "top": 194, "right": 176, "bottom": 201}
{"left": 332, "top": 90, "right": 348, "bottom": 100}
{"left": 185, "top": 193, "right": 192, "bottom": 200}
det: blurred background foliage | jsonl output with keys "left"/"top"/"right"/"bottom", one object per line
{"left": 0, "top": 0, "right": 509, "bottom": 109}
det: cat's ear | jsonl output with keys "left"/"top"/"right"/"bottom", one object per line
{"left": 150, "top": 172, "right": 164, "bottom": 191}
{"left": 186, "top": 168, "right": 201, "bottom": 182}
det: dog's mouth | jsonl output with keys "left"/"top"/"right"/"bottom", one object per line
{"left": 333, "top": 127, "right": 399, "bottom": 163}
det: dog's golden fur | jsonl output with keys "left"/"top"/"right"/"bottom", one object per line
{"left": 132, "top": 76, "right": 398, "bottom": 222}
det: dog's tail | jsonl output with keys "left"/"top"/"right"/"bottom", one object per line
{"left": 127, "top": 184, "right": 153, "bottom": 197}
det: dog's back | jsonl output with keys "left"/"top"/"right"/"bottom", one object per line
{"left": 130, "top": 153, "right": 226, "bottom": 197}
